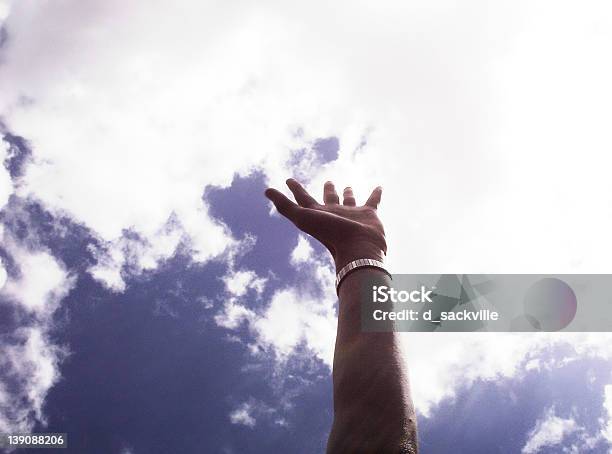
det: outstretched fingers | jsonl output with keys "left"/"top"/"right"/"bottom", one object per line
{"left": 365, "top": 186, "right": 383, "bottom": 209}
{"left": 286, "top": 178, "right": 318, "bottom": 208}
{"left": 342, "top": 187, "right": 356, "bottom": 206}
{"left": 324, "top": 181, "right": 340, "bottom": 205}
{"left": 265, "top": 188, "right": 301, "bottom": 222}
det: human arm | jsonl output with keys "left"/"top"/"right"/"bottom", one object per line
{"left": 264, "top": 179, "right": 418, "bottom": 453}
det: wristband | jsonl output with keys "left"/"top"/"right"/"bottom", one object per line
{"left": 335, "top": 258, "right": 391, "bottom": 295}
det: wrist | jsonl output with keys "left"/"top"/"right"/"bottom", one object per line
{"left": 333, "top": 242, "right": 386, "bottom": 272}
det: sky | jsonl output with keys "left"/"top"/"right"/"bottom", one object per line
{"left": 1, "top": 1, "right": 612, "bottom": 453}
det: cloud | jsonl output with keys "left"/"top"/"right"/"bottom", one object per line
{"left": 228, "top": 399, "right": 281, "bottom": 429}
{"left": 217, "top": 279, "right": 338, "bottom": 367}
{"left": 0, "top": 326, "right": 67, "bottom": 434}
{"left": 215, "top": 298, "right": 255, "bottom": 331}
{"left": 251, "top": 285, "right": 337, "bottom": 366}
{"left": 215, "top": 267, "right": 268, "bottom": 329}
{"left": 402, "top": 333, "right": 550, "bottom": 416}
{"left": 0, "top": 0, "right": 318, "bottom": 288}
{"left": 602, "top": 384, "right": 612, "bottom": 443}
{"left": 522, "top": 407, "right": 578, "bottom": 454}
{"left": 224, "top": 269, "right": 267, "bottom": 297}
{"left": 290, "top": 235, "right": 314, "bottom": 265}
{"left": 552, "top": 382, "right": 612, "bottom": 452}
{"left": 0, "top": 258, "right": 6, "bottom": 289}
{"left": 229, "top": 402, "right": 257, "bottom": 428}
{"left": 0, "top": 0, "right": 11, "bottom": 24}
{"left": 217, "top": 245, "right": 338, "bottom": 366}
{"left": 2, "top": 0, "right": 610, "bottom": 291}
{"left": 86, "top": 223, "right": 186, "bottom": 292}
{"left": 0, "top": 233, "right": 75, "bottom": 434}
{"left": 0, "top": 140, "right": 12, "bottom": 210}
{"left": 1, "top": 239, "right": 74, "bottom": 316}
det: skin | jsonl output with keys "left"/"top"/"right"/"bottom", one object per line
{"left": 265, "top": 179, "right": 418, "bottom": 454}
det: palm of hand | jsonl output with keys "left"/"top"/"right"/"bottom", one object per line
{"left": 265, "top": 179, "right": 386, "bottom": 269}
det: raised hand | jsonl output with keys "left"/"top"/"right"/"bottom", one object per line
{"left": 264, "top": 179, "right": 387, "bottom": 270}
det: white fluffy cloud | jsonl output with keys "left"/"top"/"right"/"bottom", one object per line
{"left": 228, "top": 399, "right": 283, "bottom": 428}
{"left": 554, "top": 382, "right": 612, "bottom": 452}
{"left": 0, "top": 140, "right": 12, "bottom": 211}
{"left": 1, "top": 137, "right": 16, "bottom": 290}
{"left": 0, "top": 235, "right": 74, "bottom": 434}
{"left": 290, "top": 235, "right": 314, "bottom": 265}
{"left": 0, "top": 0, "right": 11, "bottom": 24}
{"left": 224, "top": 269, "right": 267, "bottom": 297}
{"left": 229, "top": 402, "right": 257, "bottom": 428}
{"left": 522, "top": 407, "right": 578, "bottom": 454}
{"left": 401, "top": 332, "right": 612, "bottom": 417}
{"left": 2, "top": 1, "right": 611, "bottom": 289}
{"left": 216, "top": 246, "right": 337, "bottom": 366}
{"left": 1, "top": 242, "right": 74, "bottom": 315}
{"left": 602, "top": 385, "right": 612, "bottom": 444}
{"left": 0, "top": 0, "right": 332, "bottom": 289}
{"left": 0, "top": 326, "right": 67, "bottom": 434}
{"left": 0, "top": 259, "right": 6, "bottom": 289}
{"left": 252, "top": 285, "right": 337, "bottom": 366}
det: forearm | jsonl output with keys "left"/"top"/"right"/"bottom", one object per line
{"left": 327, "top": 267, "right": 418, "bottom": 454}
{"left": 262, "top": 179, "right": 412, "bottom": 451}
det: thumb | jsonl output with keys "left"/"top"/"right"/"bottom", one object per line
{"left": 265, "top": 188, "right": 300, "bottom": 221}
